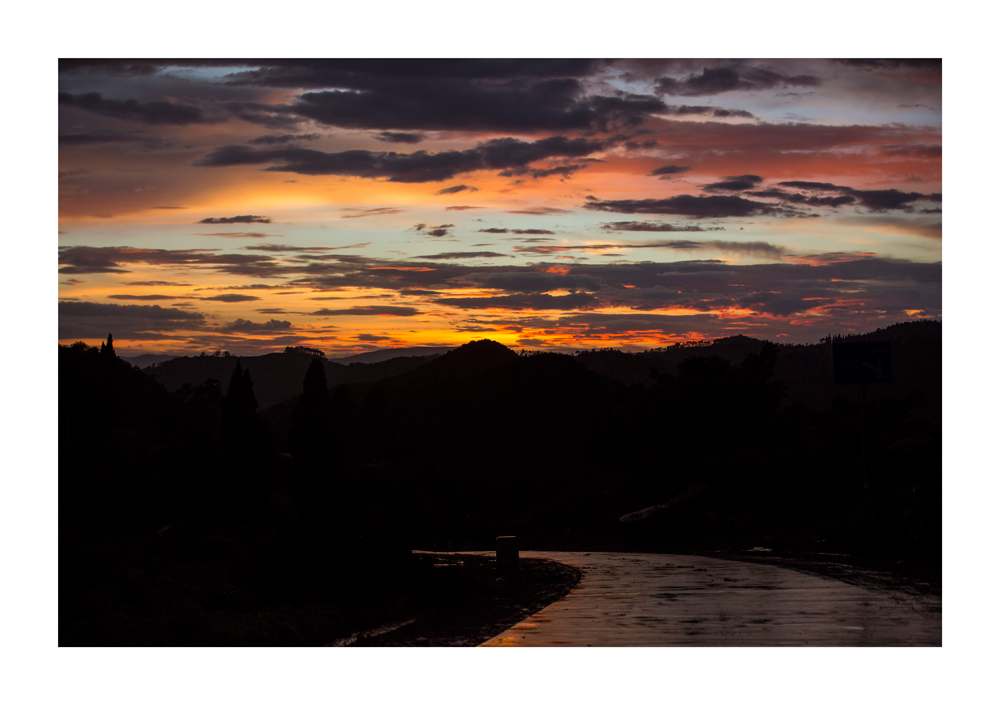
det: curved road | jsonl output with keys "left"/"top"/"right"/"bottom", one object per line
{"left": 479, "top": 552, "right": 941, "bottom": 646}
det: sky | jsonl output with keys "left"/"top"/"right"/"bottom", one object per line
{"left": 58, "top": 59, "right": 942, "bottom": 356}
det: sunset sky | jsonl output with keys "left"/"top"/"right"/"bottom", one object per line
{"left": 58, "top": 59, "right": 942, "bottom": 356}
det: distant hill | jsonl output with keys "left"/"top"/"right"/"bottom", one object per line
{"left": 145, "top": 350, "right": 442, "bottom": 409}
{"left": 61, "top": 320, "right": 943, "bottom": 594}
{"left": 573, "top": 322, "right": 941, "bottom": 411}
{"left": 122, "top": 353, "right": 180, "bottom": 368}
{"left": 393, "top": 339, "right": 518, "bottom": 383}
{"left": 331, "top": 346, "right": 453, "bottom": 364}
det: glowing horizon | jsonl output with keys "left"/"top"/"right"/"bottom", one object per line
{"left": 59, "top": 59, "right": 941, "bottom": 356}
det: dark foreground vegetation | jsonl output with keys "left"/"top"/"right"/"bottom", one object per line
{"left": 59, "top": 322, "right": 941, "bottom": 645}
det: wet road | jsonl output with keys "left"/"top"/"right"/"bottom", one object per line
{"left": 478, "top": 552, "right": 941, "bottom": 646}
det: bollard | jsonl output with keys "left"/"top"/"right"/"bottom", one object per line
{"left": 496, "top": 535, "right": 519, "bottom": 574}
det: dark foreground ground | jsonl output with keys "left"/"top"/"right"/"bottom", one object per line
{"left": 347, "top": 554, "right": 580, "bottom": 646}
{"left": 60, "top": 542, "right": 580, "bottom": 647}
{"left": 61, "top": 537, "right": 939, "bottom": 647}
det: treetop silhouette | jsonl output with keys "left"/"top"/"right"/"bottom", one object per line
{"left": 100, "top": 333, "right": 116, "bottom": 359}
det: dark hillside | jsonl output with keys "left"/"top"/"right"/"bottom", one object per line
{"left": 59, "top": 322, "right": 942, "bottom": 644}
{"left": 123, "top": 353, "right": 179, "bottom": 368}
{"left": 147, "top": 350, "right": 441, "bottom": 409}
{"left": 332, "top": 346, "right": 452, "bottom": 364}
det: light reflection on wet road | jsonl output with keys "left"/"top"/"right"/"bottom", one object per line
{"left": 478, "top": 552, "right": 941, "bottom": 646}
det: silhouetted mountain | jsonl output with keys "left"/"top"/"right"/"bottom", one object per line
{"left": 124, "top": 353, "right": 180, "bottom": 368}
{"left": 59, "top": 340, "right": 218, "bottom": 540}
{"left": 331, "top": 346, "right": 452, "bottom": 364}
{"left": 146, "top": 349, "right": 443, "bottom": 409}
{"left": 59, "top": 320, "right": 941, "bottom": 645}
{"left": 573, "top": 322, "right": 941, "bottom": 413}
{"left": 396, "top": 339, "right": 518, "bottom": 382}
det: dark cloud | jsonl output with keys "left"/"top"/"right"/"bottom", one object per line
{"left": 663, "top": 105, "right": 755, "bottom": 119}
{"left": 777, "top": 181, "right": 842, "bottom": 191}
{"left": 341, "top": 207, "right": 406, "bottom": 218}
{"left": 477, "top": 228, "right": 555, "bottom": 235}
{"left": 709, "top": 108, "right": 755, "bottom": 118}
{"left": 223, "top": 104, "right": 308, "bottom": 130}
{"left": 471, "top": 271, "right": 604, "bottom": 294}
{"left": 58, "top": 246, "right": 291, "bottom": 278}
{"left": 108, "top": 294, "right": 192, "bottom": 301}
{"left": 435, "top": 184, "right": 479, "bottom": 195}
{"left": 58, "top": 302, "right": 203, "bottom": 321}
{"left": 216, "top": 59, "right": 606, "bottom": 86}
{"left": 248, "top": 133, "right": 321, "bottom": 145}
{"left": 190, "top": 231, "right": 279, "bottom": 238}
{"left": 748, "top": 188, "right": 856, "bottom": 208}
{"left": 835, "top": 59, "right": 941, "bottom": 71}
{"left": 513, "top": 240, "right": 786, "bottom": 259}
{"left": 498, "top": 164, "right": 588, "bottom": 180}
{"left": 702, "top": 174, "right": 764, "bottom": 192}
{"left": 278, "top": 249, "right": 940, "bottom": 330}
{"left": 151, "top": 206, "right": 187, "bottom": 210}
{"left": 221, "top": 318, "right": 293, "bottom": 333}
{"left": 202, "top": 294, "right": 261, "bottom": 302}
{"left": 881, "top": 144, "right": 942, "bottom": 159}
{"left": 197, "top": 284, "right": 296, "bottom": 291}
{"left": 583, "top": 194, "right": 786, "bottom": 218}
{"left": 59, "top": 92, "right": 210, "bottom": 125}
{"left": 59, "top": 59, "right": 167, "bottom": 76}
{"left": 124, "top": 280, "right": 188, "bottom": 286}
{"left": 309, "top": 306, "right": 420, "bottom": 317}
{"left": 61, "top": 279, "right": 85, "bottom": 286}
{"left": 374, "top": 131, "right": 424, "bottom": 144}
{"left": 411, "top": 223, "right": 455, "bottom": 238}
{"left": 504, "top": 207, "right": 573, "bottom": 216}
{"left": 775, "top": 181, "right": 941, "bottom": 212}
{"left": 60, "top": 58, "right": 604, "bottom": 84}
{"left": 415, "top": 252, "right": 510, "bottom": 260}
{"left": 650, "top": 164, "right": 692, "bottom": 177}
{"left": 284, "top": 78, "right": 663, "bottom": 134}
{"left": 59, "top": 130, "right": 173, "bottom": 149}
{"left": 618, "top": 138, "right": 660, "bottom": 151}
{"left": 655, "top": 67, "right": 820, "bottom": 96}
{"left": 445, "top": 206, "right": 483, "bottom": 211}
{"left": 601, "top": 221, "right": 724, "bottom": 232}
{"left": 437, "top": 293, "right": 600, "bottom": 311}
{"left": 195, "top": 135, "right": 608, "bottom": 183}
{"left": 242, "top": 244, "right": 335, "bottom": 253}
{"left": 59, "top": 301, "right": 206, "bottom": 340}
{"left": 198, "top": 215, "right": 272, "bottom": 224}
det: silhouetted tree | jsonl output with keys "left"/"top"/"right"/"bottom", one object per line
{"left": 290, "top": 358, "right": 333, "bottom": 457}
{"left": 100, "top": 333, "right": 116, "bottom": 360}
{"left": 741, "top": 341, "right": 778, "bottom": 379}
{"left": 217, "top": 360, "right": 273, "bottom": 518}
{"left": 289, "top": 358, "right": 338, "bottom": 532}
